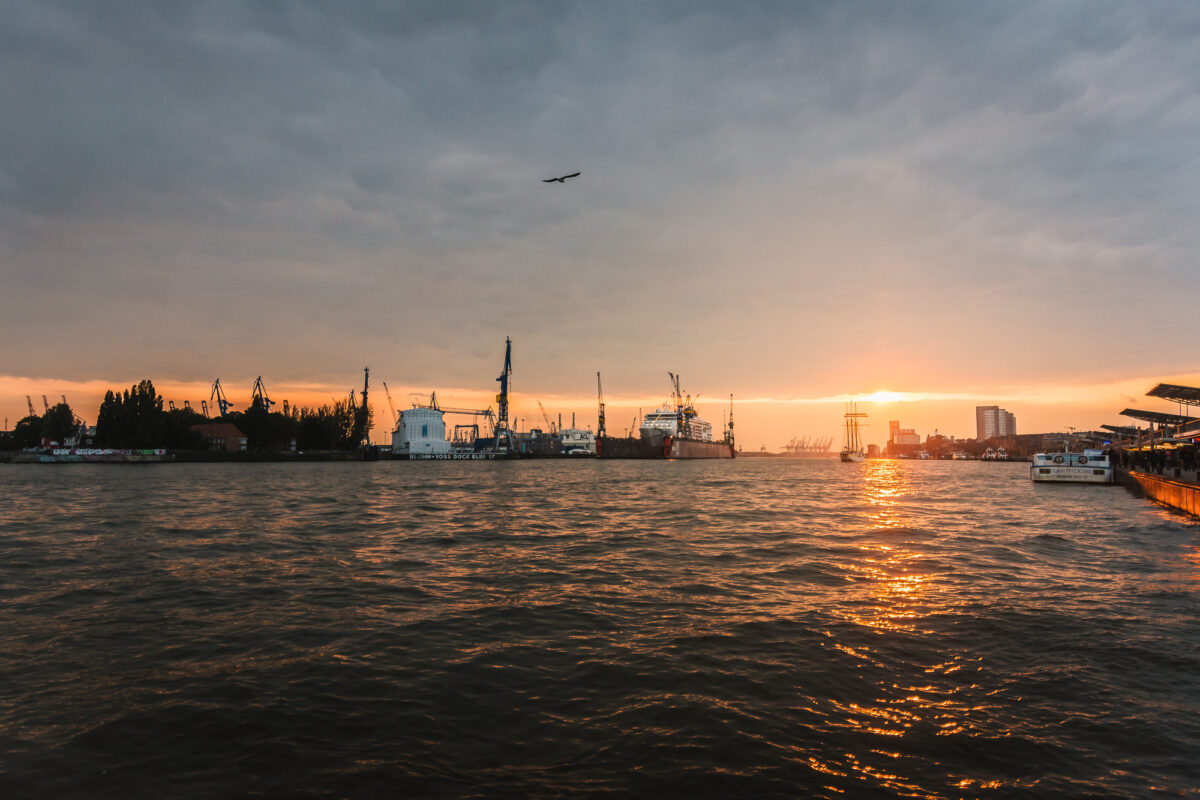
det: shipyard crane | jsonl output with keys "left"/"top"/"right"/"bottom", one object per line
{"left": 537, "top": 400, "right": 556, "bottom": 435}
{"left": 282, "top": 399, "right": 289, "bottom": 417}
{"left": 26, "top": 396, "right": 35, "bottom": 417}
{"left": 493, "top": 338, "right": 514, "bottom": 453}
{"left": 168, "top": 400, "right": 176, "bottom": 411}
{"left": 210, "top": 379, "right": 232, "bottom": 417}
{"left": 201, "top": 400, "right": 210, "bottom": 418}
{"left": 251, "top": 376, "right": 276, "bottom": 412}
{"left": 728, "top": 394, "right": 735, "bottom": 449}
{"left": 353, "top": 367, "right": 371, "bottom": 447}
{"left": 60, "top": 395, "right": 67, "bottom": 406}
{"left": 382, "top": 381, "right": 399, "bottom": 425}
{"left": 42, "top": 395, "right": 50, "bottom": 414}
{"left": 183, "top": 401, "right": 192, "bottom": 412}
{"left": 596, "top": 372, "right": 606, "bottom": 438}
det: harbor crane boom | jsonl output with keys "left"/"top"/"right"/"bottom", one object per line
{"left": 251, "top": 376, "right": 276, "bottom": 412}
{"left": 537, "top": 400, "right": 555, "bottom": 434}
{"left": 210, "top": 379, "right": 232, "bottom": 417}
{"left": 42, "top": 395, "right": 50, "bottom": 414}
{"left": 382, "top": 381, "right": 399, "bottom": 425}
{"left": 26, "top": 396, "right": 35, "bottom": 417}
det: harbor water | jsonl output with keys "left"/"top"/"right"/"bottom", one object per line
{"left": 2, "top": 460, "right": 1198, "bottom": 798}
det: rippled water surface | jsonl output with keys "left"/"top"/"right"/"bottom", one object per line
{"left": 2, "top": 459, "right": 1199, "bottom": 798}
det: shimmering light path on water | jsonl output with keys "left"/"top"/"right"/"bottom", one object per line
{"left": 2, "top": 460, "right": 1198, "bottom": 797}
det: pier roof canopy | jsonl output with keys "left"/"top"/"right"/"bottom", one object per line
{"left": 1120, "top": 408, "right": 1195, "bottom": 425}
{"left": 1146, "top": 383, "right": 1200, "bottom": 405}
{"left": 1101, "top": 424, "right": 1139, "bottom": 435}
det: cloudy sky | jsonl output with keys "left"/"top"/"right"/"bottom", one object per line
{"left": 3, "top": 1, "right": 1198, "bottom": 447}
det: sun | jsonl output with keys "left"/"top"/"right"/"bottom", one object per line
{"left": 862, "top": 390, "right": 905, "bottom": 404}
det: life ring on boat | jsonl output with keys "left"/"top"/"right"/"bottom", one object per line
{"left": 1078, "top": 456, "right": 1087, "bottom": 465}
{"left": 1053, "top": 455, "right": 1064, "bottom": 464}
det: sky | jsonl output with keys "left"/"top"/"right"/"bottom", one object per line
{"left": 2, "top": 1, "right": 1198, "bottom": 448}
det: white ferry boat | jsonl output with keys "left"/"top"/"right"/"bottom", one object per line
{"left": 1030, "top": 449, "right": 1114, "bottom": 484}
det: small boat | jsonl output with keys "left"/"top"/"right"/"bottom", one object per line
{"left": 840, "top": 402, "right": 866, "bottom": 463}
{"left": 1030, "top": 449, "right": 1114, "bottom": 484}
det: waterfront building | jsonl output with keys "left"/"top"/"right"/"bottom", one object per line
{"left": 887, "top": 420, "right": 922, "bottom": 457}
{"left": 192, "top": 423, "right": 248, "bottom": 454}
{"left": 976, "top": 406, "right": 1016, "bottom": 440}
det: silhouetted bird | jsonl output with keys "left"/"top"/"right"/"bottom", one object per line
{"left": 543, "top": 171, "right": 581, "bottom": 183}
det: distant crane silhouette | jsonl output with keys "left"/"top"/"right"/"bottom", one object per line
{"left": 543, "top": 171, "right": 581, "bottom": 183}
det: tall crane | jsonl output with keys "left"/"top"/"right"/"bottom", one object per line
{"left": 382, "top": 381, "right": 399, "bottom": 426}
{"left": 596, "top": 372, "right": 606, "bottom": 438}
{"left": 26, "top": 396, "right": 35, "bottom": 417}
{"left": 727, "top": 394, "right": 735, "bottom": 448}
{"left": 42, "top": 395, "right": 50, "bottom": 414}
{"left": 201, "top": 400, "right": 210, "bottom": 418}
{"left": 251, "top": 376, "right": 276, "bottom": 412}
{"left": 536, "top": 400, "right": 555, "bottom": 435}
{"left": 168, "top": 400, "right": 176, "bottom": 411}
{"left": 351, "top": 367, "right": 370, "bottom": 447}
{"left": 493, "top": 338, "right": 513, "bottom": 453}
{"left": 210, "top": 379, "right": 232, "bottom": 417}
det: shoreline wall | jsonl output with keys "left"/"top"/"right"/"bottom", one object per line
{"left": 1118, "top": 469, "right": 1200, "bottom": 520}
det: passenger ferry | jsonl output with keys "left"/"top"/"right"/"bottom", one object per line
{"left": 1030, "top": 449, "right": 1114, "bottom": 484}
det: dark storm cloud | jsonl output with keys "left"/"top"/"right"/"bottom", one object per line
{"left": 2, "top": 1, "right": 1198, "bottom": 393}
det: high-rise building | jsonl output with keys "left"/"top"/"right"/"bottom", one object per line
{"left": 976, "top": 406, "right": 1016, "bottom": 439}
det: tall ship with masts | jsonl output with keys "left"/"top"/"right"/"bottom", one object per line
{"left": 840, "top": 402, "right": 867, "bottom": 462}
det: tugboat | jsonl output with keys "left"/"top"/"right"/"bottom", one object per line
{"left": 840, "top": 402, "right": 867, "bottom": 463}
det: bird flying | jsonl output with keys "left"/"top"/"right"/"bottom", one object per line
{"left": 543, "top": 171, "right": 581, "bottom": 183}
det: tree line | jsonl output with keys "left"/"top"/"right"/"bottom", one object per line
{"left": 1, "top": 379, "right": 374, "bottom": 453}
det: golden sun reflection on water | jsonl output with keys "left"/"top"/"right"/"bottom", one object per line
{"left": 818, "top": 460, "right": 1005, "bottom": 797}
{"left": 833, "top": 458, "right": 942, "bottom": 635}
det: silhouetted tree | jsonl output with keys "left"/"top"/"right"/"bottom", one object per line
{"left": 229, "top": 396, "right": 299, "bottom": 451}
{"left": 296, "top": 401, "right": 358, "bottom": 450}
{"left": 40, "top": 403, "right": 78, "bottom": 445}
{"left": 95, "top": 380, "right": 170, "bottom": 448}
{"left": 10, "top": 415, "right": 42, "bottom": 449}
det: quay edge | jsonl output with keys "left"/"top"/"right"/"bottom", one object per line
{"left": 1117, "top": 468, "right": 1200, "bottom": 520}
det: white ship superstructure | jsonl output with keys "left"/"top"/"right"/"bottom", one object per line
{"left": 640, "top": 408, "right": 714, "bottom": 441}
